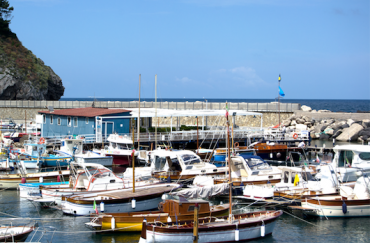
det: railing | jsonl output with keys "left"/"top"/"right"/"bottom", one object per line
{"left": 0, "top": 100, "right": 301, "bottom": 112}
{"left": 40, "top": 128, "right": 309, "bottom": 145}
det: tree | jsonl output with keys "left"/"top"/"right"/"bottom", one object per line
{"left": 0, "top": 0, "right": 14, "bottom": 37}
{"left": 0, "top": 0, "right": 14, "bottom": 22}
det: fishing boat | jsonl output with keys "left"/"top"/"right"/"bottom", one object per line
{"left": 56, "top": 137, "right": 113, "bottom": 166}
{"left": 38, "top": 162, "right": 160, "bottom": 206}
{"left": 0, "top": 225, "right": 35, "bottom": 242}
{"left": 301, "top": 175, "right": 370, "bottom": 217}
{"left": 93, "top": 134, "right": 138, "bottom": 166}
{"left": 86, "top": 197, "right": 230, "bottom": 232}
{"left": 61, "top": 183, "right": 182, "bottom": 215}
{"left": 21, "top": 138, "right": 71, "bottom": 167}
{"left": 0, "top": 168, "right": 72, "bottom": 190}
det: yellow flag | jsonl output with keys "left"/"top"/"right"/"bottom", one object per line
{"left": 293, "top": 174, "right": 299, "bottom": 186}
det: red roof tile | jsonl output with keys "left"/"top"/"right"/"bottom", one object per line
{"left": 38, "top": 107, "right": 131, "bottom": 117}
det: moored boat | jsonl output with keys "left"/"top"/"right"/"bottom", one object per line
{"left": 86, "top": 197, "right": 230, "bottom": 232}
{"left": 61, "top": 183, "right": 182, "bottom": 215}
{"left": 0, "top": 225, "right": 35, "bottom": 242}
{"left": 139, "top": 210, "right": 283, "bottom": 243}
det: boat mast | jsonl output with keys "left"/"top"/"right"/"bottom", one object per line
{"left": 278, "top": 74, "right": 281, "bottom": 127}
{"left": 226, "top": 102, "right": 232, "bottom": 221}
{"left": 155, "top": 74, "right": 157, "bottom": 149}
{"left": 138, "top": 74, "right": 141, "bottom": 151}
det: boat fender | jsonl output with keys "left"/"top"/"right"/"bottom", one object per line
{"left": 277, "top": 152, "right": 281, "bottom": 158}
{"left": 21, "top": 177, "right": 26, "bottom": 183}
{"left": 167, "top": 176, "right": 171, "bottom": 183}
{"left": 132, "top": 199, "right": 136, "bottom": 209}
{"left": 100, "top": 202, "right": 105, "bottom": 212}
{"left": 235, "top": 228, "right": 239, "bottom": 241}
{"left": 261, "top": 221, "right": 265, "bottom": 237}
{"left": 111, "top": 217, "right": 115, "bottom": 230}
{"left": 342, "top": 201, "right": 347, "bottom": 214}
{"left": 270, "top": 153, "right": 273, "bottom": 158}
{"left": 39, "top": 177, "right": 43, "bottom": 183}
{"left": 57, "top": 175, "right": 61, "bottom": 182}
{"left": 167, "top": 216, "right": 172, "bottom": 223}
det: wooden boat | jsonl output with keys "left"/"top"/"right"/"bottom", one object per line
{"left": 301, "top": 176, "right": 370, "bottom": 217}
{"left": 139, "top": 210, "right": 283, "bottom": 243}
{"left": 0, "top": 225, "right": 35, "bottom": 242}
{"left": 61, "top": 183, "right": 182, "bottom": 215}
{"left": 86, "top": 198, "right": 230, "bottom": 232}
{"left": 250, "top": 142, "right": 287, "bottom": 161}
{"left": 0, "top": 169, "right": 72, "bottom": 190}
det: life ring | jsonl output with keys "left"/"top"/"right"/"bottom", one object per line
{"left": 39, "top": 137, "right": 46, "bottom": 144}
{"left": 293, "top": 133, "right": 298, "bottom": 139}
{"left": 234, "top": 142, "right": 239, "bottom": 148}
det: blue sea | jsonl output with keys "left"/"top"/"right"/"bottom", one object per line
{"left": 60, "top": 98, "right": 370, "bottom": 113}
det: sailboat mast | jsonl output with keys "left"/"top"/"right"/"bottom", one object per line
{"left": 226, "top": 103, "right": 232, "bottom": 219}
{"left": 155, "top": 74, "right": 157, "bottom": 149}
{"left": 138, "top": 74, "right": 141, "bottom": 150}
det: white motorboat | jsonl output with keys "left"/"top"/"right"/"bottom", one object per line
{"left": 93, "top": 134, "right": 138, "bottom": 166}
{"left": 316, "top": 145, "right": 370, "bottom": 182}
{"left": 39, "top": 162, "right": 160, "bottom": 206}
{"left": 57, "top": 137, "right": 113, "bottom": 166}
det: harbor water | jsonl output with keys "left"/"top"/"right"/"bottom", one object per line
{"left": 0, "top": 189, "right": 369, "bottom": 243}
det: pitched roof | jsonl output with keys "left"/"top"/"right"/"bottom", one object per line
{"left": 38, "top": 107, "right": 131, "bottom": 117}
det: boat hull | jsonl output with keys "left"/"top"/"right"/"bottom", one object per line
{"left": 301, "top": 198, "right": 370, "bottom": 217}
{"left": 142, "top": 211, "right": 282, "bottom": 243}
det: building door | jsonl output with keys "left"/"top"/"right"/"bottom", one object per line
{"left": 103, "top": 122, "right": 114, "bottom": 141}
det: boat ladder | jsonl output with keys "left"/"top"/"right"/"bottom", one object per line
{"left": 85, "top": 216, "right": 102, "bottom": 228}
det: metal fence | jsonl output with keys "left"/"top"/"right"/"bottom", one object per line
{"left": 0, "top": 100, "right": 300, "bottom": 112}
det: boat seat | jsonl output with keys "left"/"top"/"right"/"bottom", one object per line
{"left": 240, "top": 169, "right": 248, "bottom": 177}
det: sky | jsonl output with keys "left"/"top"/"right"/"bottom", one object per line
{"left": 7, "top": 0, "right": 370, "bottom": 100}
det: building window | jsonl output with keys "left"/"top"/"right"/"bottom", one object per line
{"left": 57, "top": 117, "right": 61, "bottom": 125}
{"left": 73, "top": 117, "right": 78, "bottom": 127}
{"left": 43, "top": 115, "right": 46, "bottom": 124}
{"left": 86, "top": 117, "right": 89, "bottom": 124}
{"left": 50, "top": 115, "right": 53, "bottom": 124}
{"left": 67, "top": 117, "right": 71, "bottom": 127}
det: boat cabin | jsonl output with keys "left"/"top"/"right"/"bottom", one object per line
{"left": 331, "top": 145, "right": 370, "bottom": 182}
{"left": 159, "top": 197, "right": 211, "bottom": 216}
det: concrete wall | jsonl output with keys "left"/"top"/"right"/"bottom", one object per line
{"left": 0, "top": 107, "right": 293, "bottom": 128}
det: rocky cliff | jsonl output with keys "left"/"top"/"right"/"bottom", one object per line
{"left": 0, "top": 24, "right": 64, "bottom": 100}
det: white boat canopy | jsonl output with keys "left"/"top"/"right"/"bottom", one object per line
{"left": 127, "top": 108, "right": 262, "bottom": 118}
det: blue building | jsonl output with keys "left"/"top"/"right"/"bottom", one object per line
{"left": 38, "top": 107, "right": 132, "bottom": 139}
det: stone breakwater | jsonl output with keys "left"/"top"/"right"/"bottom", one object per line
{"left": 284, "top": 106, "right": 370, "bottom": 142}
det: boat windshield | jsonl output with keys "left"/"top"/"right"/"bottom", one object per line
{"left": 154, "top": 156, "right": 167, "bottom": 171}
{"left": 181, "top": 154, "right": 202, "bottom": 165}
{"left": 245, "top": 157, "right": 270, "bottom": 171}
{"left": 116, "top": 143, "right": 129, "bottom": 150}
